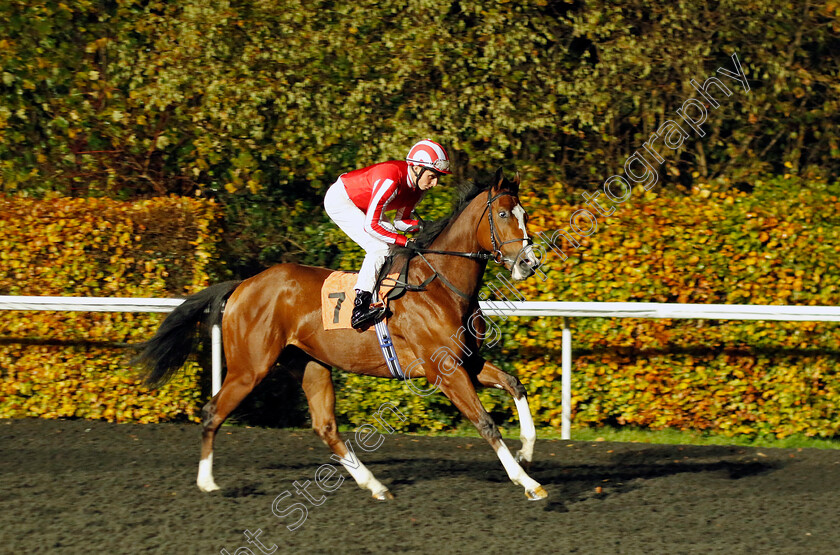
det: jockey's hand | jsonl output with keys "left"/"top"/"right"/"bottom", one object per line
{"left": 405, "top": 238, "right": 419, "bottom": 250}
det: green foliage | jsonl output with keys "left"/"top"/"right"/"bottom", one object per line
{"left": 0, "top": 195, "right": 221, "bottom": 422}
{"left": 3, "top": 0, "right": 838, "bottom": 277}
{"left": 1, "top": 0, "right": 838, "bottom": 199}
{"left": 335, "top": 374, "right": 459, "bottom": 433}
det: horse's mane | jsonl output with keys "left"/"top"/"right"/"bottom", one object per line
{"left": 399, "top": 179, "right": 487, "bottom": 249}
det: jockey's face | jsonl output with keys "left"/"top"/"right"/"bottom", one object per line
{"left": 413, "top": 167, "right": 444, "bottom": 191}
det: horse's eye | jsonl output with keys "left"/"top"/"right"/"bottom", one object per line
{"left": 498, "top": 211, "right": 508, "bottom": 218}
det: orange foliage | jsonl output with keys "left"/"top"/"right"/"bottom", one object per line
{"left": 0, "top": 196, "right": 221, "bottom": 422}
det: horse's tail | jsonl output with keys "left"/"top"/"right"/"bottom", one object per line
{"left": 134, "top": 281, "right": 241, "bottom": 388}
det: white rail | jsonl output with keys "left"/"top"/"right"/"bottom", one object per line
{"left": 4, "top": 295, "right": 840, "bottom": 439}
{"left": 0, "top": 296, "right": 183, "bottom": 312}
{"left": 478, "top": 301, "right": 840, "bottom": 322}
{"left": 479, "top": 301, "right": 840, "bottom": 438}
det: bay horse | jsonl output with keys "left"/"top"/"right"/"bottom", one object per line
{"left": 136, "top": 169, "right": 548, "bottom": 501}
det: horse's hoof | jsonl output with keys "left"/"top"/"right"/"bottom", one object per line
{"left": 525, "top": 486, "right": 548, "bottom": 501}
{"left": 197, "top": 482, "right": 220, "bottom": 493}
{"left": 372, "top": 490, "right": 395, "bottom": 501}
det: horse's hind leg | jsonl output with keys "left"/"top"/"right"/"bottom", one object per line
{"left": 472, "top": 359, "right": 536, "bottom": 467}
{"left": 197, "top": 341, "right": 282, "bottom": 492}
{"left": 295, "top": 358, "right": 393, "bottom": 501}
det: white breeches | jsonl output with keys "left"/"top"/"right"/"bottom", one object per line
{"left": 324, "top": 179, "right": 391, "bottom": 292}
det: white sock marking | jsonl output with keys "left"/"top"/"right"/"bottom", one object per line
{"left": 331, "top": 440, "right": 388, "bottom": 496}
{"left": 197, "top": 454, "right": 220, "bottom": 492}
{"left": 495, "top": 441, "right": 540, "bottom": 491}
{"left": 514, "top": 396, "right": 536, "bottom": 462}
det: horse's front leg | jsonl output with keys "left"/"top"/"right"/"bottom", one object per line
{"left": 426, "top": 359, "right": 547, "bottom": 501}
{"left": 472, "top": 359, "right": 536, "bottom": 468}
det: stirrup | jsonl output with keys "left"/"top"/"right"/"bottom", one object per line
{"left": 351, "top": 305, "right": 386, "bottom": 329}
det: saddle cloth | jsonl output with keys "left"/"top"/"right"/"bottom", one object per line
{"left": 321, "top": 271, "right": 400, "bottom": 330}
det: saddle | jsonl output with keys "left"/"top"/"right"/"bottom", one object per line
{"left": 378, "top": 249, "right": 439, "bottom": 300}
{"left": 320, "top": 251, "right": 432, "bottom": 330}
{"left": 320, "top": 270, "right": 401, "bottom": 330}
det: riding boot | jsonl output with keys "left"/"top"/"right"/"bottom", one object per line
{"left": 351, "top": 289, "right": 382, "bottom": 329}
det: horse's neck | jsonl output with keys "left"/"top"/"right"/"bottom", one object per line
{"left": 429, "top": 196, "right": 484, "bottom": 255}
{"left": 423, "top": 197, "right": 487, "bottom": 306}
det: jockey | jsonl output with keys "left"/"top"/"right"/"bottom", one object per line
{"left": 324, "top": 139, "right": 451, "bottom": 329}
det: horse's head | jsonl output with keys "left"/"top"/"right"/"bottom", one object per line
{"left": 476, "top": 169, "right": 540, "bottom": 280}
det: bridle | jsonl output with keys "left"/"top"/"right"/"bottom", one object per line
{"left": 403, "top": 188, "right": 533, "bottom": 299}
{"left": 481, "top": 189, "right": 535, "bottom": 266}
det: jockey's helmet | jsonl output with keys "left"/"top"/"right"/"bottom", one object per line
{"left": 406, "top": 139, "right": 452, "bottom": 175}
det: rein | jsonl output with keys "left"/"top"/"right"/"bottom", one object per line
{"left": 409, "top": 248, "right": 492, "bottom": 261}
{"left": 397, "top": 189, "right": 528, "bottom": 300}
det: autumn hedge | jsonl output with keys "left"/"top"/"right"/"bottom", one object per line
{"left": 0, "top": 195, "right": 220, "bottom": 422}
{"left": 3, "top": 178, "right": 839, "bottom": 438}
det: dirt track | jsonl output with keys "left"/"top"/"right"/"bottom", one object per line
{"left": 1, "top": 418, "right": 838, "bottom": 554}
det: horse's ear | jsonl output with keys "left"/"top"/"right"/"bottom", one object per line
{"left": 492, "top": 167, "right": 519, "bottom": 194}
{"left": 493, "top": 167, "right": 505, "bottom": 190}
